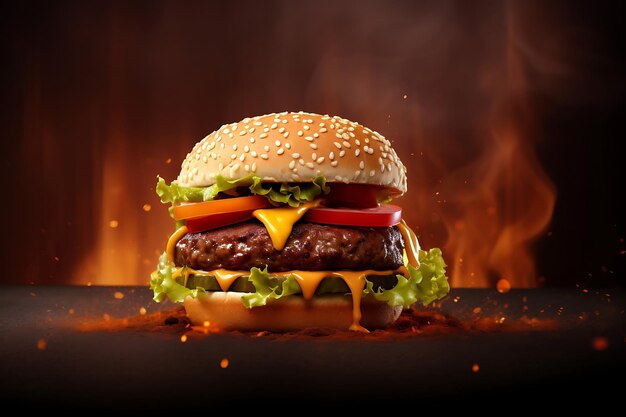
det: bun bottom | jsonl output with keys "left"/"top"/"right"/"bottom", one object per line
{"left": 184, "top": 292, "right": 402, "bottom": 332}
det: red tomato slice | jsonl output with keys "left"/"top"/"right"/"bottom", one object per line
{"left": 324, "top": 183, "right": 381, "bottom": 208}
{"left": 173, "top": 195, "right": 270, "bottom": 220}
{"left": 304, "top": 204, "right": 402, "bottom": 227}
{"left": 186, "top": 210, "right": 255, "bottom": 233}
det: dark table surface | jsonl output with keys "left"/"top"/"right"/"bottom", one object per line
{"left": 0, "top": 286, "right": 624, "bottom": 409}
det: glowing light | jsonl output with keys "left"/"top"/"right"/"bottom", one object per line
{"left": 37, "top": 339, "right": 47, "bottom": 350}
{"left": 203, "top": 321, "right": 211, "bottom": 327}
{"left": 180, "top": 335, "right": 188, "bottom": 343}
{"left": 109, "top": 220, "right": 119, "bottom": 228}
{"left": 592, "top": 337, "right": 608, "bottom": 351}
{"left": 496, "top": 278, "right": 511, "bottom": 294}
{"left": 220, "top": 358, "right": 229, "bottom": 369}
{"left": 113, "top": 291, "right": 124, "bottom": 299}
{"left": 472, "top": 363, "right": 479, "bottom": 373}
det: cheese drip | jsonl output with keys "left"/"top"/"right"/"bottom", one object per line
{"left": 252, "top": 200, "right": 319, "bottom": 250}
{"left": 397, "top": 220, "right": 421, "bottom": 268}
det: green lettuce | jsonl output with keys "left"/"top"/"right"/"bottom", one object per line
{"left": 150, "top": 248, "right": 450, "bottom": 309}
{"left": 364, "top": 248, "right": 450, "bottom": 307}
{"left": 156, "top": 174, "right": 330, "bottom": 215}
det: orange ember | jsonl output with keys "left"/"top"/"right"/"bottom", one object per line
{"left": 220, "top": 358, "right": 230, "bottom": 369}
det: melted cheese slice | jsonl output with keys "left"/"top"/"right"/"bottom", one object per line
{"left": 252, "top": 200, "right": 319, "bottom": 250}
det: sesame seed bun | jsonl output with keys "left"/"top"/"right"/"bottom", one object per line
{"left": 177, "top": 111, "right": 407, "bottom": 194}
{"left": 184, "top": 292, "right": 402, "bottom": 331}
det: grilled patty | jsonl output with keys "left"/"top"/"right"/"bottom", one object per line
{"left": 175, "top": 220, "right": 404, "bottom": 271}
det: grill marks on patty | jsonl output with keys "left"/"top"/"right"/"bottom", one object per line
{"left": 175, "top": 221, "right": 405, "bottom": 272}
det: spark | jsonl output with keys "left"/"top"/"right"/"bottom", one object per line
{"left": 142, "top": 204, "right": 152, "bottom": 212}
{"left": 472, "top": 363, "right": 480, "bottom": 373}
{"left": 220, "top": 358, "right": 229, "bottom": 369}
{"left": 180, "top": 335, "right": 188, "bottom": 343}
{"left": 113, "top": 291, "right": 124, "bottom": 299}
{"left": 37, "top": 339, "right": 47, "bottom": 350}
{"left": 139, "top": 307, "right": 147, "bottom": 315}
{"left": 496, "top": 278, "right": 511, "bottom": 294}
{"left": 109, "top": 220, "right": 119, "bottom": 228}
{"left": 592, "top": 337, "right": 608, "bottom": 351}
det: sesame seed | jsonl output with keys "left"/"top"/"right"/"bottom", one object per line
{"left": 263, "top": 128, "right": 269, "bottom": 133}
{"left": 381, "top": 165, "right": 385, "bottom": 172}
{"left": 289, "top": 160, "right": 295, "bottom": 169}
{"left": 218, "top": 163, "right": 223, "bottom": 170}
{"left": 285, "top": 143, "right": 291, "bottom": 149}
{"left": 330, "top": 124, "right": 335, "bottom": 129}
{"left": 303, "top": 125, "right": 310, "bottom": 131}
{"left": 331, "top": 161, "right": 338, "bottom": 167}
{"left": 334, "top": 175, "right": 343, "bottom": 181}
{"left": 297, "top": 131, "right": 303, "bottom": 136}
{"left": 253, "top": 121, "right": 262, "bottom": 126}
{"left": 337, "top": 128, "right": 344, "bottom": 134}
{"left": 277, "top": 148, "right": 285, "bottom": 155}
{"left": 231, "top": 154, "right": 237, "bottom": 160}
{"left": 320, "top": 128, "right": 328, "bottom": 133}
{"left": 370, "top": 170, "right": 375, "bottom": 177}
{"left": 339, "top": 150, "right": 346, "bottom": 157}
{"left": 282, "top": 119, "right": 287, "bottom": 123}
{"left": 260, "top": 154, "right": 269, "bottom": 160}
{"left": 379, "top": 157, "right": 383, "bottom": 165}
{"left": 366, "top": 147, "right": 374, "bottom": 154}
{"left": 313, "top": 133, "right": 319, "bottom": 138}
{"left": 329, "top": 152, "right": 335, "bottom": 160}
{"left": 283, "top": 131, "right": 289, "bottom": 138}
{"left": 251, "top": 151, "right": 258, "bottom": 157}
{"left": 359, "top": 161, "right": 365, "bottom": 169}
{"left": 382, "top": 152, "right": 387, "bottom": 158}
{"left": 304, "top": 136, "right": 313, "bottom": 142}
{"left": 364, "top": 138, "right": 370, "bottom": 143}
{"left": 349, "top": 132, "right": 355, "bottom": 138}
{"left": 244, "top": 164, "right": 250, "bottom": 172}
{"left": 260, "top": 133, "right": 268, "bottom": 138}
{"left": 299, "top": 159, "right": 305, "bottom": 166}
{"left": 228, "top": 133, "right": 234, "bottom": 138}
{"left": 240, "top": 154, "right": 245, "bottom": 162}
{"left": 310, "top": 143, "right": 318, "bottom": 150}
{"left": 271, "top": 123, "right": 278, "bottom": 129}
{"left": 355, "top": 149, "right": 361, "bottom": 156}
{"left": 348, "top": 126, "right": 355, "bottom": 131}
{"left": 250, "top": 137, "right": 256, "bottom": 143}
{"left": 216, "top": 136, "right": 222, "bottom": 142}
{"left": 223, "top": 129, "right": 230, "bottom": 134}
{"left": 220, "top": 143, "right": 225, "bottom": 149}
{"left": 275, "top": 140, "right": 281, "bottom": 146}
{"left": 291, "top": 153, "right": 300, "bottom": 159}
{"left": 232, "top": 163, "right": 240, "bottom": 171}
{"left": 232, "top": 144, "right": 238, "bottom": 151}
{"left": 249, "top": 127, "right": 255, "bottom": 133}
{"left": 264, "top": 145, "right": 270, "bottom": 152}
{"left": 342, "top": 133, "right": 350, "bottom": 140}
{"left": 307, "top": 119, "right": 313, "bottom": 123}
{"left": 239, "top": 130, "right": 246, "bottom": 136}
{"left": 355, "top": 170, "right": 361, "bottom": 177}
{"left": 342, "top": 141, "right": 351, "bottom": 148}
{"left": 319, "top": 122, "right": 325, "bottom": 127}
{"left": 244, "top": 145, "right": 250, "bottom": 152}
{"left": 312, "top": 153, "right": 317, "bottom": 160}
{"left": 336, "top": 133, "right": 343, "bottom": 139}
{"left": 252, "top": 162, "right": 257, "bottom": 171}
{"left": 306, "top": 162, "right": 315, "bottom": 169}
{"left": 279, "top": 127, "right": 285, "bottom": 133}
{"left": 334, "top": 142, "right": 342, "bottom": 149}
{"left": 387, "top": 162, "right": 392, "bottom": 171}
{"left": 317, "top": 157, "right": 325, "bottom": 164}
{"left": 195, "top": 154, "right": 200, "bottom": 160}
{"left": 203, "top": 156, "right": 208, "bottom": 163}
{"left": 192, "top": 167, "right": 198, "bottom": 174}
{"left": 355, "top": 139, "right": 360, "bottom": 146}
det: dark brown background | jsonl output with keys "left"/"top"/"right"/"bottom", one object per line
{"left": 0, "top": 0, "right": 623, "bottom": 287}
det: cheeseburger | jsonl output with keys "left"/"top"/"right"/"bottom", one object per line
{"left": 151, "top": 111, "right": 449, "bottom": 332}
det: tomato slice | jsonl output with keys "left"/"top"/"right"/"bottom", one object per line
{"left": 324, "top": 183, "right": 381, "bottom": 208}
{"left": 304, "top": 204, "right": 402, "bottom": 227}
{"left": 173, "top": 195, "right": 270, "bottom": 220}
{"left": 186, "top": 210, "right": 255, "bottom": 233}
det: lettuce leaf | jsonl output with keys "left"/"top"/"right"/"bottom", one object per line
{"left": 156, "top": 175, "right": 330, "bottom": 215}
{"left": 364, "top": 248, "right": 450, "bottom": 307}
{"left": 151, "top": 248, "right": 450, "bottom": 309}
{"left": 240, "top": 267, "right": 302, "bottom": 308}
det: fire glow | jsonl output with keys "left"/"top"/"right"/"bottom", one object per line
{"left": 14, "top": 2, "right": 561, "bottom": 288}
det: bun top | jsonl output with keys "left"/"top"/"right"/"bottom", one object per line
{"left": 177, "top": 111, "right": 407, "bottom": 194}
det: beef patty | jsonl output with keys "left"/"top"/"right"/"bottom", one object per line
{"left": 175, "top": 220, "right": 404, "bottom": 272}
